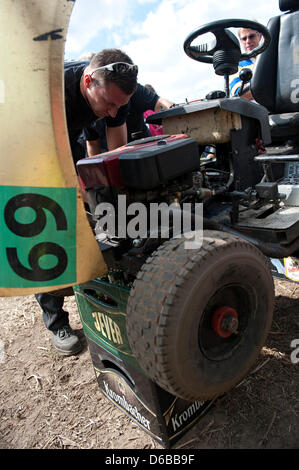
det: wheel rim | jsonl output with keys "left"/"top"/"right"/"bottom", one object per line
{"left": 198, "top": 283, "right": 255, "bottom": 361}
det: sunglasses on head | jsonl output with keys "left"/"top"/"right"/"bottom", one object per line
{"left": 240, "top": 33, "right": 258, "bottom": 42}
{"left": 90, "top": 62, "right": 138, "bottom": 76}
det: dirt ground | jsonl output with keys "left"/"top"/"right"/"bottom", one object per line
{"left": 0, "top": 277, "right": 298, "bottom": 450}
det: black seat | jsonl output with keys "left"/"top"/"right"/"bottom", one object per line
{"left": 251, "top": 0, "right": 299, "bottom": 144}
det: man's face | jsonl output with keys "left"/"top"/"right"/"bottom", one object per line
{"left": 239, "top": 28, "right": 262, "bottom": 53}
{"left": 87, "top": 79, "right": 132, "bottom": 119}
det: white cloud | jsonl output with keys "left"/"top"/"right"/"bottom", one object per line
{"left": 137, "top": 0, "right": 159, "bottom": 3}
{"left": 122, "top": 0, "right": 281, "bottom": 102}
{"left": 65, "top": 0, "right": 130, "bottom": 55}
{"left": 66, "top": 0, "right": 282, "bottom": 102}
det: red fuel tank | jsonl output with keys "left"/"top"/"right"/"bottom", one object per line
{"left": 76, "top": 134, "right": 190, "bottom": 190}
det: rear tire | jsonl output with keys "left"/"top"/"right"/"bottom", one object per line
{"left": 126, "top": 231, "right": 274, "bottom": 401}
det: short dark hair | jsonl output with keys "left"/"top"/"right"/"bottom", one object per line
{"left": 90, "top": 49, "right": 137, "bottom": 95}
{"left": 144, "top": 84, "right": 156, "bottom": 94}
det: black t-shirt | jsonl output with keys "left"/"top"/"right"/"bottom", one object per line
{"left": 83, "top": 119, "right": 108, "bottom": 153}
{"left": 126, "top": 83, "right": 159, "bottom": 140}
{"left": 83, "top": 83, "right": 159, "bottom": 143}
{"left": 64, "top": 60, "right": 129, "bottom": 161}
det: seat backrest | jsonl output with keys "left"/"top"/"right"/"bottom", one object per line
{"left": 251, "top": 0, "right": 299, "bottom": 114}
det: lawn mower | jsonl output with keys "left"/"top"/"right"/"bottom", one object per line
{"left": 77, "top": 2, "right": 299, "bottom": 401}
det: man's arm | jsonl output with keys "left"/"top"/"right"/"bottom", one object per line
{"left": 86, "top": 124, "right": 126, "bottom": 155}
{"left": 106, "top": 123, "right": 127, "bottom": 150}
{"left": 86, "top": 139, "right": 102, "bottom": 157}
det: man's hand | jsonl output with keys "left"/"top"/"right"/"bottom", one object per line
{"left": 154, "top": 97, "right": 175, "bottom": 112}
{"left": 239, "top": 86, "right": 254, "bottom": 101}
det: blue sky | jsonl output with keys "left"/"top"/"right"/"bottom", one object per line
{"left": 65, "top": 0, "right": 281, "bottom": 103}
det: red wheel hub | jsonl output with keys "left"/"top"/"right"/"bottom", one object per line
{"left": 211, "top": 306, "right": 239, "bottom": 338}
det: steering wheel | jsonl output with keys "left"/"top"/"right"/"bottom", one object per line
{"left": 184, "top": 19, "right": 271, "bottom": 76}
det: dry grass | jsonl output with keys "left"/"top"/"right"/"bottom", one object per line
{"left": 0, "top": 278, "right": 298, "bottom": 449}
